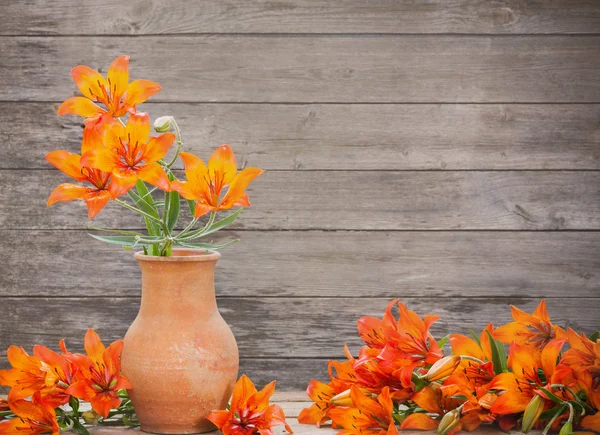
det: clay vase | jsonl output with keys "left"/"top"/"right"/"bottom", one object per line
{"left": 121, "top": 249, "right": 239, "bottom": 434}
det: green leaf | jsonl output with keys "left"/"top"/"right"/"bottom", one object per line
{"left": 69, "top": 396, "right": 79, "bottom": 414}
{"left": 130, "top": 181, "right": 161, "bottom": 236}
{"left": 589, "top": 331, "right": 600, "bottom": 342}
{"left": 88, "top": 226, "right": 144, "bottom": 236}
{"left": 183, "top": 209, "right": 243, "bottom": 241}
{"left": 438, "top": 334, "right": 450, "bottom": 349}
{"left": 469, "top": 329, "right": 481, "bottom": 346}
{"left": 187, "top": 199, "right": 196, "bottom": 217}
{"left": 485, "top": 330, "right": 507, "bottom": 375}
{"left": 166, "top": 191, "right": 181, "bottom": 233}
{"left": 539, "top": 404, "right": 566, "bottom": 421}
{"left": 89, "top": 234, "right": 163, "bottom": 247}
{"left": 72, "top": 421, "right": 91, "bottom": 435}
{"left": 174, "top": 239, "right": 239, "bottom": 251}
{"left": 538, "top": 388, "right": 565, "bottom": 405}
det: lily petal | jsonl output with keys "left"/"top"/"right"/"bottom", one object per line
{"left": 209, "top": 145, "right": 238, "bottom": 186}
{"left": 143, "top": 133, "right": 175, "bottom": 163}
{"left": 107, "top": 55, "right": 130, "bottom": 106}
{"left": 48, "top": 184, "right": 89, "bottom": 206}
{"left": 124, "top": 79, "right": 162, "bottom": 107}
{"left": 46, "top": 150, "right": 87, "bottom": 182}
{"left": 221, "top": 167, "right": 264, "bottom": 208}
{"left": 400, "top": 413, "right": 439, "bottom": 431}
{"left": 58, "top": 97, "right": 105, "bottom": 118}
{"left": 71, "top": 65, "right": 108, "bottom": 102}
{"left": 126, "top": 112, "right": 151, "bottom": 149}
{"left": 84, "top": 329, "right": 106, "bottom": 361}
{"left": 137, "top": 163, "right": 171, "bottom": 192}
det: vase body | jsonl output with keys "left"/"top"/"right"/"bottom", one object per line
{"left": 122, "top": 249, "right": 239, "bottom": 434}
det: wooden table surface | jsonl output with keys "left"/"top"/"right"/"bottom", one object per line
{"left": 86, "top": 392, "right": 538, "bottom": 435}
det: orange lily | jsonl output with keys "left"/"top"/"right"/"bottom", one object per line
{"left": 65, "top": 329, "right": 131, "bottom": 418}
{"left": 58, "top": 55, "right": 161, "bottom": 126}
{"left": 494, "top": 300, "right": 566, "bottom": 352}
{"left": 356, "top": 300, "right": 442, "bottom": 389}
{"left": 171, "top": 146, "right": 264, "bottom": 218}
{"left": 449, "top": 325, "right": 496, "bottom": 389}
{"left": 329, "top": 386, "right": 398, "bottom": 435}
{"left": 561, "top": 328, "right": 600, "bottom": 409}
{"left": 581, "top": 412, "right": 600, "bottom": 432}
{"left": 207, "top": 375, "right": 292, "bottom": 435}
{"left": 80, "top": 112, "right": 174, "bottom": 196}
{"left": 489, "top": 340, "right": 565, "bottom": 415}
{"left": 46, "top": 127, "right": 116, "bottom": 218}
{"left": 0, "top": 397, "right": 59, "bottom": 435}
{"left": 0, "top": 346, "right": 46, "bottom": 402}
{"left": 298, "top": 380, "right": 345, "bottom": 427}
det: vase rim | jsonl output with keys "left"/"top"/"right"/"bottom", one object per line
{"left": 134, "top": 249, "right": 221, "bottom": 262}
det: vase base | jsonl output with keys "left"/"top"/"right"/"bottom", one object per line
{"left": 140, "top": 428, "right": 218, "bottom": 435}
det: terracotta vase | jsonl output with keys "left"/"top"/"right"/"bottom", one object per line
{"left": 121, "top": 249, "right": 239, "bottom": 434}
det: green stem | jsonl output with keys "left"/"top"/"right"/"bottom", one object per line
{"left": 460, "top": 355, "right": 486, "bottom": 365}
{"left": 166, "top": 119, "right": 183, "bottom": 168}
{"left": 542, "top": 404, "right": 567, "bottom": 435}
{"left": 114, "top": 199, "right": 167, "bottom": 231}
{"left": 178, "top": 212, "right": 216, "bottom": 241}
{"left": 0, "top": 411, "right": 14, "bottom": 417}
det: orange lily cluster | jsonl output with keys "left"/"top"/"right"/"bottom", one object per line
{"left": 0, "top": 329, "right": 132, "bottom": 435}
{"left": 299, "top": 300, "right": 600, "bottom": 435}
{"left": 47, "top": 55, "right": 262, "bottom": 255}
{"left": 207, "top": 375, "right": 293, "bottom": 435}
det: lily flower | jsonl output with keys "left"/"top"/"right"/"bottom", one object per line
{"left": 494, "top": 300, "right": 566, "bottom": 352}
{"left": 298, "top": 380, "right": 344, "bottom": 427}
{"left": 65, "top": 329, "right": 132, "bottom": 418}
{"left": 0, "top": 397, "right": 59, "bottom": 435}
{"left": 80, "top": 112, "right": 174, "bottom": 197}
{"left": 58, "top": 55, "right": 161, "bottom": 126}
{"left": 46, "top": 127, "right": 116, "bottom": 218}
{"left": 489, "top": 340, "right": 565, "bottom": 415}
{"left": 171, "top": 146, "right": 264, "bottom": 218}
{"left": 0, "top": 346, "right": 46, "bottom": 402}
{"left": 329, "top": 386, "right": 398, "bottom": 435}
{"left": 207, "top": 375, "right": 292, "bottom": 435}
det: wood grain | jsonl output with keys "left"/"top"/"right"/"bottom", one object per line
{"left": 3, "top": 0, "right": 600, "bottom": 35}
{"left": 0, "top": 230, "right": 597, "bottom": 298}
{"left": 1, "top": 170, "right": 598, "bottom": 230}
{"left": 2, "top": 36, "right": 600, "bottom": 103}
{"left": 4, "top": 103, "right": 600, "bottom": 170}
{"left": 0, "top": 297, "right": 598, "bottom": 362}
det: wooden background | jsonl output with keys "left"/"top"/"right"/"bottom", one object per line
{"left": 1, "top": 1, "right": 599, "bottom": 390}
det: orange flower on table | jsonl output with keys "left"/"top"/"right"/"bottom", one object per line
{"left": 0, "top": 396, "right": 59, "bottom": 435}
{"left": 356, "top": 300, "right": 442, "bottom": 389}
{"left": 65, "top": 329, "right": 132, "bottom": 419}
{"left": 171, "top": 146, "right": 264, "bottom": 218}
{"left": 297, "top": 380, "right": 342, "bottom": 427}
{"left": 489, "top": 339, "right": 565, "bottom": 415}
{"left": 207, "top": 374, "right": 292, "bottom": 435}
{"left": 80, "top": 112, "right": 174, "bottom": 197}
{"left": 46, "top": 127, "right": 116, "bottom": 219}
{"left": 494, "top": 300, "right": 566, "bottom": 352}
{"left": 449, "top": 324, "right": 496, "bottom": 389}
{"left": 560, "top": 328, "right": 600, "bottom": 408}
{"left": 58, "top": 55, "right": 161, "bottom": 126}
{"left": 329, "top": 386, "right": 398, "bottom": 435}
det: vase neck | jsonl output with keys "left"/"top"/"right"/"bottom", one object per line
{"left": 136, "top": 256, "right": 219, "bottom": 317}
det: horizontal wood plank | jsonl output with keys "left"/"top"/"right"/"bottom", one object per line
{"left": 1, "top": 170, "right": 598, "bottom": 230}
{"left": 0, "top": 230, "right": 598, "bottom": 298}
{"left": 3, "top": 0, "right": 600, "bottom": 35}
{"left": 4, "top": 103, "right": 600, "bottom": 170}
{"left": 0, "top": 297, "right": 598, "bottom": 362}
{"left": 2, "top": 36, "right": 600, "bottom": 103}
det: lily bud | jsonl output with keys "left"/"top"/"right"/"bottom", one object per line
{"left": 330, "top": 389, "right": 353, "bottom": 406}
{"left": 437, "top": 409, "right": 461, "bottom": 435}
{"left": 153, "top": 116, "right": 174, "bottom": 132}
{"left": 559, "top": 422, "right": 573, "bottom": 435}
{"left": 426, "top": 355, "right": 461, "bottom": 381}
{"left": 82, "top": 410, "right": 101, "bottom": 425}
{"left": 522, "top": 395, "right": 545, "bottom": 433}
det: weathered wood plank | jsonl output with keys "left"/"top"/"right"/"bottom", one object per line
{"left": 1, "top": 36, "right": 600, "bottom": 103}
{"left": 0, "top": 297, "right": 598, "bottom": 362}
{"left": 0, "top": 230, "right": 597, "bottom": 298}
{"left": 1, "top": 170, "right": 598, "bottom": 230}
{"left": 4, "top": 103, "right": 600, "bottom": 170}
{"left": 3, "top": 0, "right": 600, "bottom": 35}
